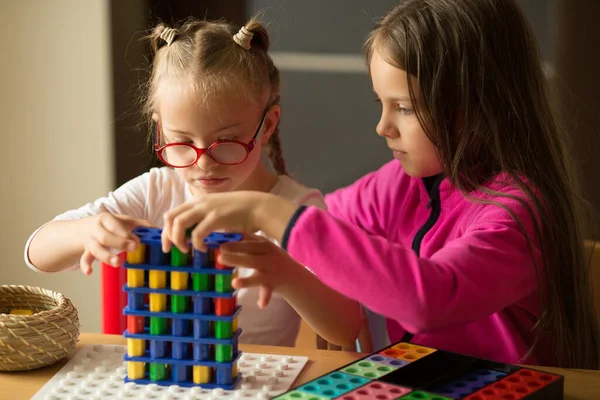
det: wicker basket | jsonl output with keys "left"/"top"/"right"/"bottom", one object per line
{"left": 0, "top": 285, "right": 80, "bottom": 371}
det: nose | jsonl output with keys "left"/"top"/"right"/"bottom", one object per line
{"left": 376, "top": 112, "right": 399, "bottom": 139}
{"left": 194, "top": 151, "right": 218, "bottom": 170}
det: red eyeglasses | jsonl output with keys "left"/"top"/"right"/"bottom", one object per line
{"left": 154, "top": 109, "right": 267, "bottom": 168}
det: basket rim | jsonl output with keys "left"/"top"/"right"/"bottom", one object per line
{"left": 0, "top": 284, "right": 70, "bottom": 319}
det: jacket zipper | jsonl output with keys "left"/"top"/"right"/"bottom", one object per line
{"left": 401, "top": 175, "right": 444, "bottom": 343}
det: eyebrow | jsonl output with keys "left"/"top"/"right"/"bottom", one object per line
{"left": 163, "top": 122, "right": 244, "bottom": 137}
{"left": 372, "top": 89, "right": 412, "bottom": 102}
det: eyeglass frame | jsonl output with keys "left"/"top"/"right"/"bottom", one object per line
{"left": 153, "top": 107, "right": 269, "bottom": 168}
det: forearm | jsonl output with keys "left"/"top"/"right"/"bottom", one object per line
{"left": 278, "top": 265, "right": 362, "bottom": 347}
{"left": 27, "top": 219, "right": 89, "bottom": 272}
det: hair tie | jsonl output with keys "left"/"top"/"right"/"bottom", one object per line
{"left": 160, "top": 27, "right": 178, "bottom": 46}
{"left": 233, "top": 26, "right": 253, "bottom": 50}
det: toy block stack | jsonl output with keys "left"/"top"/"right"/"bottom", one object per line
{"left": 121, "top": 227, "right": 243, "bottom": 389}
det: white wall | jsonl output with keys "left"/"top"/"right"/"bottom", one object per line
{"left": 0, "top": 0, "right": 113, "bottom": 333}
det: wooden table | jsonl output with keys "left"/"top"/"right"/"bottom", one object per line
{"left": 0, "top": 333, "right": 599, "bottom": 399}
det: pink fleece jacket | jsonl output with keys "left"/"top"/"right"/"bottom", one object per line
{"left": 283, "top": 160, "right": 550, "bottom": 366}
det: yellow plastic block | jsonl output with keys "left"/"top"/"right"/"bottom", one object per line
{"left": 127, "top": 338, "right": 145, "bottom": 357}
{"left": 127, "top": 361, "right": 145, "bottom": 379}
{"left": 10, "top": 309, "right": 33, "bottom": 315}
{"left": 232, "top": 317, "right": 238, "bottom": 333}
{"left": 170, "top": 271, "right": 189, "bottom": 290}
{"left": 127, "top": 269, "right": 145, "bottom": 288}
{"left": 127, "top": 244, "right": 146, "bottom": 264}
{"left": 149, "top": 270, "right": 166, "bottom": 288}
{"left": 193, "top": 365, "right": 211, "bottom": 384}
{"left": 149, "top": 293, "right": 167, "bottom": 312}
{"left": 392, "top": 342, "right": 436, "bottom": 361}
{"left": 232, "top": 363, "right": 238, "bottom": 378}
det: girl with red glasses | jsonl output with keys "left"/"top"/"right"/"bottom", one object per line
{"left": 24, "top": 17, "right": 361, "bottom": 348}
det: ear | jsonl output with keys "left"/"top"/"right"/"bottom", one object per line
{"left": 260, "top": 105, "right": 281, "bottom": 145}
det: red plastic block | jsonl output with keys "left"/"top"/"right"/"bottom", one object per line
{"left": 214, "top": 249, "right": 227, "bottom": 270}
{"left": 465, "top": 368, "right": 561, "bottom": 400}
{"left": 338, "top": 381, "right": 412, "bottom": 399}
{"left": 127, "top": 315, "right": 144, "bottom": 333}
{"left": 101, "top": 252, "right": 127, "bottom": 334}
{"left": 215, "top": 296, "right": 237, "bottom": 316}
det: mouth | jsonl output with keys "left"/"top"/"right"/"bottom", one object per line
{"left": 194, "top": 177, "right": 228, "bottom": 187}
{"left": 390, "top": 148, "right": 407, "bottom": 158}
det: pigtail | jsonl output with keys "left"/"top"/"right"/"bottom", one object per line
{"left": 265, "top": 94, "right": 287, "bottom": 175}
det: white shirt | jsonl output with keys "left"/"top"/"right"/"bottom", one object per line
{"left": 24, "top": 167, "right": 326, "bottom": 347}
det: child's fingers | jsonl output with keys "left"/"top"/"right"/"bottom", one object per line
{"left": 88, "top": 239, "right": 118, "bottom": 266}
{"left": 162, "top": 203, "right": 194, "bottom": 253}
{"left": 168, "top": 208, "right": 201, "bottom": 253}
{"left": 231, "top": 275, "right": 266, "bottom": 289}
{"left": 258, "top": 285, "right": 273, "bottom": 309}
{"left": 80, "top": 249, "right": 95, "bottom": 275}
{"left": 217, "top": 251, "right": 263, "bottom": 270}
{"left": 91, "top": 228, "right": 137, "bottom": 252}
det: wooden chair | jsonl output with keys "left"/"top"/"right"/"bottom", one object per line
{"left": 584, "top": 241, "right": 600, "bottom": 319}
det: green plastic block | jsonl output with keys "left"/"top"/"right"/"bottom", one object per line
{"left": 193, "top": 273, "right": 211, "bottom": 291}
{"left": 171, "top": 295, "right": 188, "bottom": 313}
{"left": 149, "top": 363, "right": 166, "bottom": 381}
{"left": 341, "top": 360, "right": 398, "bottom": 379}
{"left": 272, "top": 391, "right": 330, "bottom": 400}
{"left": 399, "top": 391, "right": 453, "bottom": 400}
{"left": 171, "top": 247, "right": 188, "bottom": 266}
{"left": 150, "top": 317, "right": 167, "bottom": 335}
{"left": 215, "top": 344, "right": 232, "bottom": 362}
{"left": 214, "top": 320, "right": 232, "bottom": 339}
{"left": 215, "top": 274, "right": 233, "bottom": 293}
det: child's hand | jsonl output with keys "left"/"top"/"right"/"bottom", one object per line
{"left": 162, "top": 191, "right": 268, "bottom": 253}
{"left": 80, "top": 212, "right": 152, "bottom": 275}
{"left": 217, "top": 233, "right": 302, "bottom": 309}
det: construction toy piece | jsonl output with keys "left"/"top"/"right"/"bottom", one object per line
{"left": 30, "top": 344, "right": 309, "bottom": 399}
{"left": 276, "top": 341, "right": 564, "bottom": 400}
{"left": 121, "top": 227, "right": 245, "bottom": 389}
{"left": 9, "top": 309, "right": 33, "bottom": 315}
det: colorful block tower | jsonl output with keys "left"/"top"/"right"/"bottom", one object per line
{"left": 121, "top": 227, "right": 243, "bottom": 389}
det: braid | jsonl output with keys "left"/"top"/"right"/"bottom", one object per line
{"left": 267, "top": 95, "right": 287, "bottom": 175}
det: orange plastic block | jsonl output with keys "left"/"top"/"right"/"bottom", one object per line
{"left": 127, "top": 315, "right": 144, "bottom": 334}
{"left": 379, "top": 342, "right": 436, "bottom": 362}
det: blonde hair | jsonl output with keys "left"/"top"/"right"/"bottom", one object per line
{"left": 142, "top": 17, "right": 287, "bottom": 175}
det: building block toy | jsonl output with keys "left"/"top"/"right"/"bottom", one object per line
{"left": 275, "top": 340, "right": 564, "bottom": 400}
{"left": 30, "top": 344, "right": 310, "bottom": 399}
{"left": 120, "top": 227, "right": 245, "bottom": 390}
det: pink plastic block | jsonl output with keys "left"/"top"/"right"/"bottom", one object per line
{"left": 337, "top": 381, "right": 412, "bottom": 400}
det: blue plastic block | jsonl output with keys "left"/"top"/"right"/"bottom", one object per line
{"left": 193, "top": 320, "right": 210, "bottom": 338}
{"left": 123, "top": 305, "right": 241, "bottom": 322}
{"left": 150, "top": 340, "right": 165, "bottom": 358}
{"left": 193, "top": 343, "right": 210, "bottom": 361}
{"left": 124, "top": 374, "right": 242, "bottom": 390}
{"left": 172, "top": 319, "right": 189, "bottom": 336}
{"left": 127, "top": 293, "right": 144, "bottom": 310}
{"left": 216, "top": 365, "right": 233, "bottom": 385}
{"left": 123, "top": 328, "right": 242, "bottom": 346}
{"left": 296, "top": 372, "right": 369, "bottom": 398}
{"left": 173, "top": 365, "right": 189, "bottom": 382}
{"left": 124, "top": 263, "right": 234, "bottom": 275}
{"left": 172, "top": 341, "right": 190, "bottom": 359}
{"left": 123, "top": 284, "right": 236, "bottom": 298}
{"left": 365, "top": 354, "right": 409, "bottom": 368}
{"left": 193, "top": 249, "right": 210, "bottom": 269}
{"left": 193, "top": 296, "right": 213, "bottom": 314}
{"left": 433, "top": 369, "right": 507, "bottom": 398}
{"left": 149, "top": 245, "right": 170, "bottom": 265}
{"left": 131, "top": 227, "right": 242, "bottom": 249}
{"left": 124, "top": 351, "right": 241, "bottom": 368}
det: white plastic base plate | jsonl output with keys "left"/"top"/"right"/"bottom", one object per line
{"left": 32, "top": 344, "right": 309, "bottom": 400}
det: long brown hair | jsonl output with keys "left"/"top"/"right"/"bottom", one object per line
{"left": 365, "top": 0, "right": 599, "bottom": 369}
{"left": 141, "top": 17, "right": 287, "bottom": 175}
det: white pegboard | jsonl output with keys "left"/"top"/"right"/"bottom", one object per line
{"left": 32, "top": 344, "right": 309, "bottom": 400}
